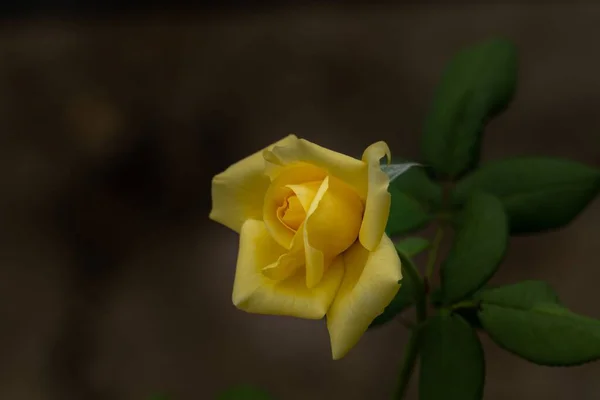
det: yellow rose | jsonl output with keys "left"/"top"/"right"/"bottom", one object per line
{"left": 210, "top": 135, "right": 402, "bottom": 359}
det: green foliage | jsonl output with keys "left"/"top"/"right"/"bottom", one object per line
{"left": 477, "top": 282, "right": 600, "bottom": 366}
{"left": 217, "top": 386, "right": 273, "bottom": 400}
{"left": 374, "top": 37, "right": 600, "bottom": 400}
{"left": 421, "top": 38, "right": 518, "bottom": 179}
{"left": 474, "top": 280, "right": 560, "bottom": 307}
{"left": 418, "top": 314, "right": 485, "bottom": 400}
{"left": 453, "top": 157, "right": 600, "bottom": 234}
{"left": 377, "top": 36, "right": 600, "bottom": 400}
{"left": 395, "top": 237, "right": 430, "bottom": 258}
{"left": 367, "top": 35, "right": 600, "bottom": 400}
{"left": 386, "top": 186, "right": 431, "bottom": 236}
{"left": 385, "top": 164, "right": 442, "bottom": 236}
{"left": 441, "top": 192, "right": 508, "bottom": 304}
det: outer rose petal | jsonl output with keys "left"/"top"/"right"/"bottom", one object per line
{"left": 326, "top": 234, "right": 402, "bottom": 360}
{"left": 210, "top": 135, "right": 297, "bottom": 233}
{"left": 232, "top": 219, "right": 344, "bottom": 319}
{"left": 359, "top": 141, "right": 392, "bottom": 251}
{"left": 264, "top": 136, "right": 368, "bottom": 199}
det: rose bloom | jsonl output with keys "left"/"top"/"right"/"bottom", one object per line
{"left": 210, "top": 135, "right": 402, "bottom": 359}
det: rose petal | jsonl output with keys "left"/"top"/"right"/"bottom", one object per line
{"left": 304, "top": 176, "right": 363, "bottom": 289}
{"left": 210, "top": 135, "right": 297, "bottom": 232}
{"left": 261, "top": 180, "right": 323, "bottom": 282}
{"left": 262, "top": 164, "right": 326, "bottom": 249}
{"left": 233, "top": 219, "right": 344, "bottom": 319}
{"left": 359, "top": 141, "right": 392, "bottom": 251}
{"left": 264, "top": 137, "right": 368, "bottom": 199}
{"left": 326, "top": 234, "right": 402, "bottom": 360}
{"left": 286, "top": 181, "right": 322, "bottom": 211}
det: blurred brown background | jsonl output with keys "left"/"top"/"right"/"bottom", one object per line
{"left": 1, "top": 3, "right": 599, "bottom": 400}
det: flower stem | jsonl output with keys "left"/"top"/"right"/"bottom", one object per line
{"left": 394, "top": 252, "right": 427, "bottom": 399}
{"left": 393, "top": 328, "right": 420, "bottom": 400}
{"left": 425, "top": 227, "right": 444, "bottom": 282}
{"left": 397, "top": 252, "right": 426, "bottom": 322}
{"left": 395, "top": 181, "right": 452, "bottom": 399}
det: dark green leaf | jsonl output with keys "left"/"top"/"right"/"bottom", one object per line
{"left": 441, "top": 192, "right": 508, "bottom": 304}
{"left": 453, "top": 157, "right": 600, "bottom": 234}
{"left": 419, "top": 314, "right": 485, "bottom": 400}
{"left": 478, "top": 281, "right": 600, "bottom": 366}
{"left": 385, "top": 164, "right": 442, "bottom": 236}
{"left": 395, "top": 237, "right": 430, "bottom": 258}
{"left": 480, "top": 302, "right": 600, "bottom": 366}
{"left": 369, "top": 253, "right": 419, "bottom": 328}
{"left": 422, "top": 38, "right": 518, "bottom": 178}
{"left": 217, "top": 386, "right": 273, "bottom": 400}
{"left": 475, "top": 280, "right": 560, "bottom": 308}
{"left": 386, "top": 186, "right": 431, "bottom": 236}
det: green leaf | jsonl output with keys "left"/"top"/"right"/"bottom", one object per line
{"left": 385, "top": 165, "right": 442, "bottom": 236}
{"left": 369, "top": 252, "right": 419, "bottom": 328}
{"left": 419, "top": 314, "right": 485, "bottom": 400}
{"left": 422, "top": 38, "right": 518, "bottom": 178}
{"left": 480, "top": 305, "right": 600, "bottom": 366}
{"left": 386, "top": 186, "right": 431, "bottom": 236}
{"left": 217, "top": 386, "right": 273, "bottom": 400}
{"left": 475, "top": 280, "right": 560, "bottom": 308}
{"left": 441, "top": 192, "right": 508, "bottom": 304}
{"left": 453, "top": 157, "right": 600, "bottom": 234}
{"left": 478, "top": 281, "right": 600, "bottom": 366}
{"left": 467, "top": 281, "right": 560, "bottom": 332}
{"left": 394, "top": 236, "right": 430, "bottom": 258}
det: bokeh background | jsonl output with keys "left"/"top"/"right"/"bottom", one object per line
{"left": 1, "top": 2, "right": 600, "bottom": 399}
